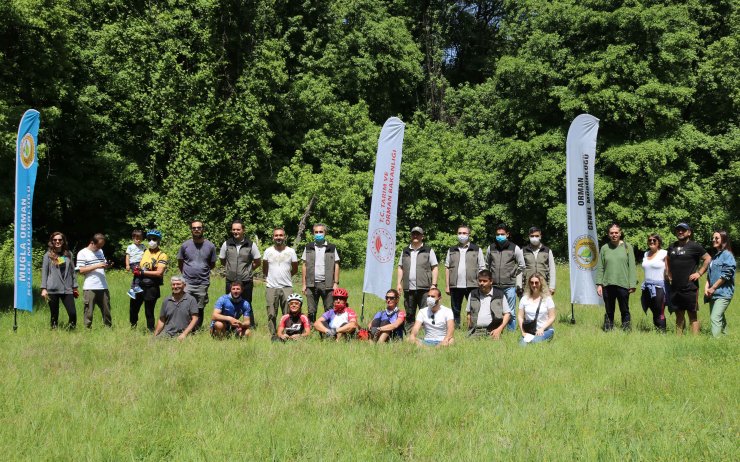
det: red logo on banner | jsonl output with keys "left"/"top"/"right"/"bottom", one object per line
{"left": 370, "top": 228, "right": 394, "bottom": 263}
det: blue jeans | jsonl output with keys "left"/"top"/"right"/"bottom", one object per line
{"left": 422, "top": 339, "right": 442, "bottom": 346}
{"left": 519, "top": 328, "right": 554, "bottom": 346}
{"left": 498, "top": 286, "right": 517, "bottom": 330}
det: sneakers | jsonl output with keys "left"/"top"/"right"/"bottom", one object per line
{"left": 127, "top": 289, "right": 136, "bottom": 299}
{"left": 133, "top": 286, "right": 143, "bottom": 294}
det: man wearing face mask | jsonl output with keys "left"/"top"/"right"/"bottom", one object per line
{"left": 397, "top": 227, "right": 439, "bottom": 333}
{"left": 408, "top": 288, "right": 455, "bottom": 346}
{"left": 219, "top": 219, "right": 261, "bottom": 328}
{"left": 178, "top": 220, "right": 217, "bottom": 331}
{"left": 445, "top": 225, "right": 485, "bottom": 329}
{"left": 522, "top": 226, "right": 557, "bottom": 296}
{"left": 262, "top": 227, "right": 299, "bottom": 336}
{"left": 485, "top": 223, "right": 525, "bottom": 330}
{"left": 301, "top": 223, "right": 340, "bottom": 323}
{"left": 130, "top": 229, "right": 169, "bottom": 332}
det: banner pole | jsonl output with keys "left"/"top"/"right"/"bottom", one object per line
{"left": 570, "top": 303, "right": 576, "bottom": 324}
{"left": 361, "top": 293, "right": 366, "bottom": 323}
{"left": 13, "top": 307, "right": 18, "bottom": 332}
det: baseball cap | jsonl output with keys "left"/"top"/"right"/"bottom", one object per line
{"left": 411, "top": 226, "right": 424, "bottom": 234}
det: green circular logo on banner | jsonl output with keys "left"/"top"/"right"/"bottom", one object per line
{"left": 20, "top": 134, "right": 35, "bottom": 169}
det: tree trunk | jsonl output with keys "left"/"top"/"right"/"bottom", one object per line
{"left": 295, "top": 195, "right": 316, "bottom": 247}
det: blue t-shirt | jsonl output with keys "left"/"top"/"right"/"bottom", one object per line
{"left": 372, "top": 309, "right": 405, "bottom": 337}
{"left": 214, "top": 294, "right": 252, "bottom": 319}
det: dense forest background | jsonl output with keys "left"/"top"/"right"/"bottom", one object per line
{"left": 1, "top": 0, "right": 738, "bottom": 269}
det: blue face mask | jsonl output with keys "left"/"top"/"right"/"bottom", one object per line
{"left": 314, "top": 234, "right": 325, "bottom": 242}
{"left": 495, "top": 235, "right": 507, "bottom": 244}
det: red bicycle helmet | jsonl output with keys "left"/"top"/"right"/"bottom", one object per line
{"left": 333, "top": 287, "right": 349, "bottom": 299}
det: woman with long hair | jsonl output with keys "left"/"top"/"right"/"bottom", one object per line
{"left": 640, "top": 233, "right": 668, "bottom": 332}
{"left": 40, "top": 232, "right": 77, "bottom": 329}
{"left": 518, "top": 272, "right": 556, "bottom": 345}
{"left": 705, "top": 230, "right": 735, "bottom": 337}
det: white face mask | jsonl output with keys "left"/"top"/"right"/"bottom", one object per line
{"left": 148, "top": 240, "right": 158, "bottom": 249}
{"left": 457, "top": 234, "right": 469, "bottom": 244}
{"left": 529, "top": 237, "right": 541, "bottom": 246}
{"left": 426, "top": 296, "right": 437, "bottom": 308}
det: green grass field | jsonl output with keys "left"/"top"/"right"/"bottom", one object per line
{"left": 1, "top": 266, "right": 737, "bottom": 460}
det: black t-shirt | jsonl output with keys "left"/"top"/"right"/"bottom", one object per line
{"left": 667, "top": 240, "right": 706, "bottom": 292}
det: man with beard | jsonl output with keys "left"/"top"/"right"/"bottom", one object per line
{"left": 219, "top": 219, "right": 261, "bottom": 327}
{"left": 210, "top": 281, "right": 252, "bottom": 338}
{"left": 262, "top": 227, "right": 298, "bottom": 336}
{"left": 667, "top": 223, "right": 710, "bottom": 335}
{"left": 178, "top": 220, "right": 217, "bottom": 331}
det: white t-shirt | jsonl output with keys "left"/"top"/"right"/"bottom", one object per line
{"left": 75, "top": 247, "right": 108, "bottom": 290}
{"left": 263, "top": 246, "right": 298, "bottom": 288}
{"left": 417, "top": 305, "right": 453, "bottom": 341}
{"left": 519, "top": 295, "right": 555, "bottom": 331}
{"left": 642, "top": 249, "right": 667, "bottom": 281}
{"left": 218, "top": 241, "right": 261, "bottom": 260}
{"left": 301, "top": 243, "right": 340, "bottom": 282}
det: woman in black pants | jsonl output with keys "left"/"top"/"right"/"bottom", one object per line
{"left": 129, "top": 230, "right": 168, "bottom": 332}
{"left": 640, "top": 233, "right": 668, "bottom": 332}
{"left": 40, "top": 232, "right": 77, "bottom": 329}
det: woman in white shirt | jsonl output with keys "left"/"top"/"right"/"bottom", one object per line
{"left": 518, "top": 273, "right": 556, "bottom": 345}
{"left": 640, "top": 233, "right": 668, "bottom": 332}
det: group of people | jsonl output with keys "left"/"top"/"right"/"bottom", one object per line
{"left": 39, "top": 220, "right": 734, "bottom": 342}
{"left": 595, "top": 222, "right": 735, "bottom": 337}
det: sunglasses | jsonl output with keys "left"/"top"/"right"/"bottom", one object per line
{"left": 712, "top": 237, "right": 722, "bottom": 241}
{"left": 52, "top": 239, "right": 63, "bottom": 242}
{"left": 385, "top": 296, "right": 398, "bottom": 300}
{"left": 431, "top": 312, "right": 436, "bottom": 325}
{"left": 529, "top": 281, "right": 540, "bottom": 285}
{"left": 648, "top": 239, "right": 658, "bottom": 243}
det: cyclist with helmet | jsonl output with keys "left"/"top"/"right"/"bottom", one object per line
{"left": 210, "top": 281, "right": 252, "bottom": 338}
{"left": 313, "top": 288, "right": 358, "bottom": 340}
{"left": 277, "top": 293, "right": 311, "bottom": 341}
{"left": 130, "top": 229, "right": 169, "bottom": 332}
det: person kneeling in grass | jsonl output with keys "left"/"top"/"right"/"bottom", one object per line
{"left": 153, "top": 276, "right": 199, "bottom": 340}
{"left": 211, "top": 281, "right": 252, "bottom": 338}
{"left": 313, "top": 287, "right": 358, "bottom": 340}
{"left": 466, "top": 270, "right": 511, "bottom": 340}
{"left": 277, "top": 293, "right": 311, "bottom": 341}
{"left": 368, "top": 289, "right": 406, "bottom": 342}
{"left": 518, "top": 273, "right": 556, "bottom": 345}
{"left": 408, "top": 287, "right": 455, "bottom": 347}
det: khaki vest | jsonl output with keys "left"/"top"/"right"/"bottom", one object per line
{"left": 224, "top": 238, "right": 255, "bottom": 283}
{"left": 522, "top": 244, "right": 551, "bottom": 287}
{"left": 467, "top": 287, "right": 505, "bottom": 335}
{"left": 486, "top": 241, "right": 519, "bottom": 287}
{"left": 447, "top": 244, "right": 481, "bottom": 288}
{"left": 401, "top": 245, "right": 433, "bottom": 291}
{"left": 304, "top": 242, "right": 338, "bottom": 290}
